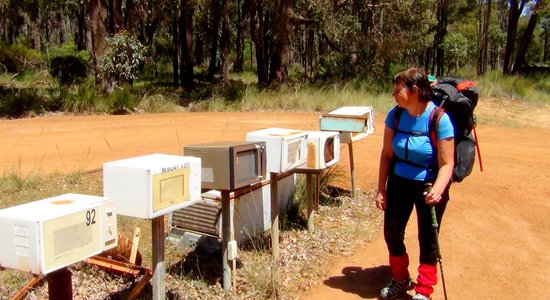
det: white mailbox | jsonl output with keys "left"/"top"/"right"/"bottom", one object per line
{"left": 246, "top": 128, "right": 308, "bottom": 173}
{"left": 305, "top": 131, "right": 341, "bottom": 169}
{"left": 0, "top": 193, "right": 117, "bottom": 275}
{"left": 319, "top": 106, "right": 374, "bottom": 134}
{"left": 103, "top": 154, "right": 202, "bottom": 219}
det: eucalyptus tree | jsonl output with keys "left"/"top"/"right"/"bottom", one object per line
{"left": 503, "top": 0, "right": 528, "bottom": 73}
{"left": 477, "top": 0, "right": 492, "bottom": 75}
{"left": 512, "top": 0, "right": 546, "bottom": 73}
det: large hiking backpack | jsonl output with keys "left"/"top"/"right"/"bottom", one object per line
{"left": 393, "top": 77, "right": 481, "bottom": 183}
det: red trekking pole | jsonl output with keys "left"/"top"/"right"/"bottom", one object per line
{"left": 473, "top": 127, "right": 483, "bottom": 172}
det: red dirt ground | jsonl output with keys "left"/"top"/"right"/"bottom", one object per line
{"left": 1, "top": 106, "right": 549, "bottom": 299}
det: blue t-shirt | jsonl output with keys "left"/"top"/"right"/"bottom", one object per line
{"left": 385, "top": 102, "right": 454, "bottom": 181}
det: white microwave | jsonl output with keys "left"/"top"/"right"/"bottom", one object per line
{"left": 0, "top": 193, "right": 117, "bottom": 275}
{"left": 305, "top": 131, "right": 341, "bottom": 169}
{"left": 103, "top": 154, "right": 202, "bottom": 219}
{"left": 246, "top": 127, "right": 308, "bottom": 173}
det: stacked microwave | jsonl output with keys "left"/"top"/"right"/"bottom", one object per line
{"left": 319, "top": 106, "right": 375, "bottom": 143}
{"left": 103, "top": 154, "right": 202, "bottom": 219}
{"left": 246, "top": 128, "right": 308, "bottom": 173}
{"left": 183, "top": 141, "right": 267, "bottom": 191}
{"left": 305, "top": 131, "right": 341, "bottom": 169}
{"left": 0, "top": 193, "right": 117, "bottom": 275}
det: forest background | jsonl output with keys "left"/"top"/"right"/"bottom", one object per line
{"left": 0, "top": 0, "right": 549, "bottom": 117}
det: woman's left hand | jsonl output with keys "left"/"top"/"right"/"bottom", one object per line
{"left": 423, "top": 188, "right": 442, "bottom": 206}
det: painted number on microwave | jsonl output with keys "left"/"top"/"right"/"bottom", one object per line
{"left": 86, "top": 209, "right": 96, "bottom": 226}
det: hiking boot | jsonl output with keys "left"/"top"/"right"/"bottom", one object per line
{"left": 379, "top": 278, "right": 412, "bottom": 299}
{"left": 411, "top": 293, "right": 431, "bottom": 300}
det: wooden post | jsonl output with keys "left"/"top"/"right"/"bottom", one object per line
{"left": 270, "top": 172, "right": 279, "bottom": 259}
{"left": 306, "top": 173, "right": 315, "bottom": 233}
{"left": 221, "top": 190, "right": 232, "bottom": 290}
{"left": 314, "top": 172, "right": 320, "bottom": 211}
{"left": 130, "top": 227, "right": 141, "bottom": 265}
{"left": 151, "top": 215, "right": 165, "bottom": 300}
{"left": 46, "top": 267, "right": 72, "bottom": 300}
{"left": 347, "top": 141, "right": 356, "bottom": 198}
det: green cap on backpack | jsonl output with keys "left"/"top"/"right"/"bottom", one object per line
{"left": 428, "top": 75, "right": 437, "bottom": 83}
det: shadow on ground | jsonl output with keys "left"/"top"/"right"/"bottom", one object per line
{"left": 323, "top": 265, "right": 412, "bottom": 299}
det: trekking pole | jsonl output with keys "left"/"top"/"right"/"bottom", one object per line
{"left": 425, "top": 183, "right": 448, "bottom": 300}
{"left": 473, "top": 127, "right": 483, "bottom": 172}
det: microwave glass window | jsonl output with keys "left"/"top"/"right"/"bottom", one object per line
{"left": 160, "top": 175, "right": 185, "bottom": 203}
{"left": 236, "top": 149, "right": 258, "bottom": 182}
{"left": 287, "top": 139, "right": 301, "bottom": 168}
{"left": 53, "top": 222, "right": 93, "bottom": 256}
{"left": 324, "top": 137, "right": 335, "bottom": 163}
{"left": 153, "top": 168, "right": 190, "bottom": 212}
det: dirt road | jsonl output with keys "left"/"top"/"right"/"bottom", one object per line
{"left": 1, "top": 105, "right": 549, "bottom": 299}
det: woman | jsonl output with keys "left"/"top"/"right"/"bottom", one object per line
{"left": 376, "top": 67, "right": 455, "bottom": 300}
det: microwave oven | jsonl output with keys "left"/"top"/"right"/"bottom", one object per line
{"left": 319, "top": 106, "right": 374, "bottom": 134}
{"left": 169, "top": 173, "right": 296, "bottom": 245}
{"left": 246, "top": 128, "right": 308, "bottom": 173}
{"left": 103, "top": 154, "right": 202, "bottom": 219}
{"left": 183, "top": 141, "right": 266, "bottom": 191}
{"left": 0, "top": 193, "right": 117, "bottom": 275}
{"left": 305, "top": 131, "right": 341, "bottom": 169}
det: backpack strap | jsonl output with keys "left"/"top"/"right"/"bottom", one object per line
{"left": 428, "top": 107, "right": 444, "bottom": 150}
{"left": 393, "top": 106, "right": 404, "bottom": 132}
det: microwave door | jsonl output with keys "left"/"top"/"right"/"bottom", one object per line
{"left": 286, "top": 137, "right": 302, "bottom": 170}
{"left": 324, "top": 137, "right": 335, "bottom": 165}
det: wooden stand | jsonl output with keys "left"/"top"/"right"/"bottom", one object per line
{"left": 221, "top": 190, "right": 232, "bottom": 290}
{"left": 151, "top": 216, "right": 165, "bottom": 300}
{"left": 46, "top": 267, "right": 72, "bottom": 300}
{"left": 270, "top": 172, "right": 280, "bottom": 260}
{"left": 295, "top": 167, "right": 322, "bottom": 233}
{"left": 347, "top": 140, "right": 356, "bottom": 198}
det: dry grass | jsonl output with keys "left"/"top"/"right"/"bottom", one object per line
{"left": 0, "top": 169, "right": 382, "bottom": 299}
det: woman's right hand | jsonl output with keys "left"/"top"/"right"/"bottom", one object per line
{"left": 376, "top": 190, "right": 387, "bottom": 210}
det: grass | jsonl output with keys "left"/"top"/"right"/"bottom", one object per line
{"left": 2, "top": 66, "right": 548, "bottom": 120}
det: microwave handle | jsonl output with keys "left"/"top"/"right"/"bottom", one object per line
{"left": 256, "top": 144, "right": 266, "bottom": 179}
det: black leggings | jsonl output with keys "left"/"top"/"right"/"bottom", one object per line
{"left": 384, "top": 173, "right": 449, "bottom": 265}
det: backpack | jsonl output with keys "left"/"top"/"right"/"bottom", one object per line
{"left": 393, "top": 77, "right": 481, "bottom": 183}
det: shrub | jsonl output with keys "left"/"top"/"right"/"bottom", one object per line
{"left": 101, "top": 85, "right": 140, "bottom": 114}
{"left": 98, "top": 31, "right": 147, "bottom": 86}
{"left": 62, "top": 79, "right": 99, "bottom": 113}
{"left": 49, "top": 55, "right": 88, "bottom": 85}
{"left": 0, "top": 87, "right": 42, "bottom": 118}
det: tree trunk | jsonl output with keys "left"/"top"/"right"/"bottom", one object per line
{"left": 180, "top": 0, "right": 194, "bottom": 89}
{"left": 544, "top": 19, "right": 549, "bottom": 63}
{"left": 124, "top": 0, "right": 135, "bottom": 30}
{"left": 476, "top": 0, "right": 491, "bottom": 75}
{"left": 76, "top": 3, "right": 87, "bottom": 50}
{"left": 512, "top": 9, "right": 540, "bottom": 73}
{"left": 89, "top": 0, "right": 109, "bottom": 92}
{"left": 269, "top": 0, "right": 293, "bottom": 87}
{"left": 249, "top": 0, "right": 268, "bottom": 85}
{"left": 220, "top": 0, "right": 231, "bottom": 83}
{"left": 109, "top": 0, "right": 123, "bottom": 33}
{"left": 172, "top": 13, "right": 179, "bottom": 87}
{"left": 434, "top": 0, "right": 449, "bottom": 76}
{"left": 207, "top": 0, "right": 222, "bottom": 80}
{"left": 233, "top": 0, "right": 248, "bottom": 73}
{"left": 503, "top": 0, "right": 526, "bottom": 74}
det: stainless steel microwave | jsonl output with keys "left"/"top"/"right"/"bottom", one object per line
{"left": 183, "top": 141, "right": 266, "bottom": 191}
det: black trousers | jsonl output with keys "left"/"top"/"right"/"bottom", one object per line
{"left": 384, "top": 173, "right": 449, "bottom": 265}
